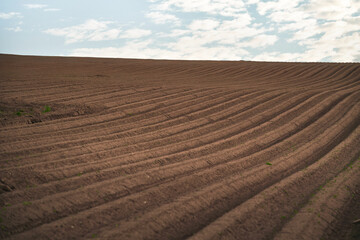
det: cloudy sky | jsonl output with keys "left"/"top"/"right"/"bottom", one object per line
{"left": 0, "top": 0, "right": 359, "bottom": 62}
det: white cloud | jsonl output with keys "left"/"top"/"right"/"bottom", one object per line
{"left": 246, "top": 0, "right": 259, "bottom": 4}
{"left": 165, "top": 29, "right": 191, "bottom": 37}
{"left": 146, "top": 12, "right": 180, "bottom": 25}
{"left": 257, "top": 0, "right": 303, "bottom": 16}
{"left": 53, "top": 0, "right": 360, "bottom": 62}
{"left": 70, "top": 40, "right": 183, "bottom": 59}
{"left": 44, "top": 19, "right": 122, "bottom": 44}
{"left": 24, "top": 4, "right": 47, "bottom": 9}
{"left": 24, "top": 4, "right": 61, "bottom": 12}
{"left": 0, "top": 12, "right": 22, "bottom": 19}
{"left": 44, "top": 8, "right": 61, "bottom": 12}
{"left": 70, "top": 39, "right": 249, "bottom": 60}
{"left": 189, "top": 19, "right": 220, "bottom": 31}
{"left": 305, "top": 0, "right": 359, "bottom": 21}
{"left": 142, "top": 0, "right": 268, "bottom": 60}
{"left": 252, "top": 52, "right": 302, "bottom": 62}
{"left": 6, "top": 26, "right": 22, "bottom": 32}
{"left": 44, "top": 20, "right": 152, "bottom": 44}
{"left": 120, "top": 28, "right": 152, "bottom": 39}
{"left": 240, "top": 34, "right": 278, "bottom": 48}
{"left": 250, "top": 0, "right": 360, "bottom": 61}
{"left": 150, "top": 0, "right": 247, "bottom": 17}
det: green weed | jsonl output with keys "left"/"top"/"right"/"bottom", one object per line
{"left": 43, "top": 105, "right": 51, "bottom": 113}
{"left": 266, "top": 162, "right": 272, "bottom": 165}
{"left": 23, "top": 201, "right": 32, "bottom": 206}
{"left": 15, "top": 110, "right": 24, "bottom": 116}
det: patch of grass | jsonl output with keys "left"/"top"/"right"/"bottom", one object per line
{"left": 92, "top": 234, "right": 97, "bottom": 238}
{"left": 23, "top": 201, "right": 32, "bottom": 206}
{"left": 281, "top": 216, "right": 286, "bottom": 219}
{"left": 266, "top": 162, "right": 272, "bottom": 165}
{"left": 42, "top": 105, "right": 51, "bottom": 113}
{"left": 15, "top": 109, "right": 24, "bottom": 116}
{"left": 77, "top": 172, "right": 83, "bottom": 177}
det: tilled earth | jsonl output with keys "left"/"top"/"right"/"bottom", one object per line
{"left": 0, "top": 54, "right": 359, "bottom": 239}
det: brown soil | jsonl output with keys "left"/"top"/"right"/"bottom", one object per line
{"left": 0, "top": 54, "right": 359, "bottom": 239}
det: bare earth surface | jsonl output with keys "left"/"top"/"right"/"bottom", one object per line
{"left": 0, "top": 54, "right": 359, "bottom": 240}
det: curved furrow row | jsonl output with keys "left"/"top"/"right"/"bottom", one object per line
{"left": 92, "top": 99, "right": 360, "bottom": 240}
{"left": 1, "top": 90, "right": 357, "bottom": 236}
{"left": 3, "top": 90, "right": 359, "bottom": 240}
{"left": 0, "top": 90, "right": 305, "bottom": 190}
{"left": 337, "top": 82, "right": 360, "bottom": 92}
{"left": 13, "top": 85, "right": 120, "bottom": 103}
{"left": 1, "top": 56, "right": 359, "bottom": 240}
{"left": 190, "top": 125, "right": 360, "bottom": 240}
{"left": 274, "top": 156, "right": 360, "bottom": 240}
{"left": 82, "top": 87, "right": 180, "bottom": 107}
{"left": 0, "top": 87, "right": 219, "bottom": 139}
{"left": 0, "top": 82, "right": 86, "bottom": 96}
{"left": 0, "top": 87, "right": 201, "bottom": 143}
{"left": 0, "top": 89, "right": 273, "bottom": 172}
{"left": 0, "top": 90, "right": 285, "bottom": 169}
{"left": 0, "top": 86, "right": 201, "bottom": 133}
{"left": 0, "top": 89, "right": 264, "bottom": 155}
{"left": 40, "top": 87, "right": 144, "bottom": 105}
{"left": 0, "top": 88, "right": 241, "bottom": 155}
{"left": 0, "top": 90, "right": 326, "bottom": 204}
{"left": 300, "top": 65, "right": 355, "bottom": 89}
{"left": 310, "top": 65, "right": 360, "bottom": 89}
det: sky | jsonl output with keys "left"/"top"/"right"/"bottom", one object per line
{"left": 0, "top": 0, "right": 359, "bottom": 62}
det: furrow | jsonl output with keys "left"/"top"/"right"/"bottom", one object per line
{"left": 5, "top": 89, "right": 359, "bottom": 240}
{"left": 0, "top": 90, "right": 283, "bottom": 169}
{"left": 1, "top": 91, "right": 357, "bottom": 235}
{"left": 0, "top": 89, "right": 257, "bottom": 161}
{"left": 0, "top": 90, "right": 306, "bottom": 198}
{"left": 189, "top": 123, "right": 360, "bottom": 240}
{"left": 0, "top": 88, "right": 217, "bottom": 141}
{"left": 274, "top": 156, "right": 360, "bottom": 240}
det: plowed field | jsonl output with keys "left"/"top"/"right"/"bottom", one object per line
{"left": 0, "top": 54, "right": 359, "bottom": 239}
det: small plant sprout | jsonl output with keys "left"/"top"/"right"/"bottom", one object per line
{"left": 15, "top": 109, "right": 24, "bottom": 116}
{"left": 23, "top": 201, "right": 32, "bottom": 206}
{"left": 43, "top": 105, "right": 51, "bottom": 113}
{"left": 266, "top": 162, "right": 272, "bottom": 165}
